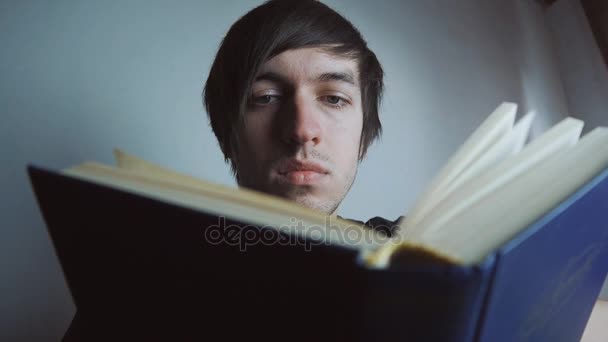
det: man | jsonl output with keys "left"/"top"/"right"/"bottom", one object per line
{"left": 63, "top": 1, "right": 604, "bottom": 340}
{"left": 203, "top": 0, "right": 400, "bottom": 235}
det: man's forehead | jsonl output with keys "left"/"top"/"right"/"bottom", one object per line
{"left": 255, "top": 47, "right": 360, "bottom": 86}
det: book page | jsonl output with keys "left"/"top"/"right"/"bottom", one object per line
{"left": 409, "top": 117, "right": 583, "bottom": 239}
{"left": 399, "top": 102, "right": 517, "bottom": 232}
{"left": 438, "top": 112, "right": 535, "bottom": 199}
{"left": 424, "top": 127, "right": 608, "bottom": 264}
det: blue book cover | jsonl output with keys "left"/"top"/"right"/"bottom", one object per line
{"left": 27, "top": 165, "right": 608, "bottom": 341}
{"left": 476, "top": 166, "right": 608, "bottom": 341}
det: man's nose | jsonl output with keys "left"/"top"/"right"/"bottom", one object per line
{"left": 280, "top": 93, "right": 322, "bottom": 146}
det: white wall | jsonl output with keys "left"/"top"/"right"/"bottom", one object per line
{"left": 0, "top": 1, "right": 571, "bottom": 340}
{"left": 546, "top": 0, "right": 608, "bottom": 132}
{"left": 513, "top": 0, "right": 570, "bottom": 137}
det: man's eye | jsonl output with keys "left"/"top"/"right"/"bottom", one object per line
{"left": 252, "top": 95, "right": 280, "bottom": 105}
{"left": 321, "top": 95, "right": 348, "bottom": 108}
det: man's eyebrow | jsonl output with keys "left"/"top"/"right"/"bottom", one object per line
{"left": 314, "top": 71, "right": 357, "bottom": 86}
{"left": 253, "top": 71, "right": 357, "bottom": 86}
{"left": 254, "top": 72, "right": 287, "bottom": 84}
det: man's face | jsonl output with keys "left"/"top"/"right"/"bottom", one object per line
{"left": 233, "top": 47, "right": 364, "bottom": 214}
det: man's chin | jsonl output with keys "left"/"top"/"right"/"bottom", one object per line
{"left": 278, "top": 191, "right": 337, "bottom": 215}
{"left": 242, "top": 181, "right": 338, "bottom": 214}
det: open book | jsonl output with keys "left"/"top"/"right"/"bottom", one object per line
{"left": 56, "top": 102, "right": 607, "bottom": 267}
{"left": 28, "top": 102, "right": 608, "bottom": 341}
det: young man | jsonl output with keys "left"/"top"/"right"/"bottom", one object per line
{"left": 63, "top": 1, "right": 605, "bottom": 339}
{"left": 204, "top": 0, "right": 400, "bottom": 235}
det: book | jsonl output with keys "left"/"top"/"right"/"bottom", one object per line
{"left": 28, "top": 102, "right": 608, "bottom": 341}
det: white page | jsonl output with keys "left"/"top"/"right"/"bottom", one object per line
{"left": 398, "top": 102, "right": 517, "bottom": 235}
{"left": 425, "top": 127, "right": 608, "bottom": 265}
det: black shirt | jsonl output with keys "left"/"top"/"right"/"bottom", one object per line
{"left": 340, "top": 215, "right": 404, "bottom": 237}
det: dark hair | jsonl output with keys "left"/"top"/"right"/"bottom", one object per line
{"left": 203, "top": 0, "right": 384, "bottom": 175}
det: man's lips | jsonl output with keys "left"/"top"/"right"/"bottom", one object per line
{"left": 276, "top": 160, "right": 329, "bottom": 185}
{"left": 277, "top": 160, "right": 329, "bottom": 174}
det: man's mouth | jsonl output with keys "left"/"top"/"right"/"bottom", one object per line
{"left": 276, "top": 159, "right": 329, "bottom": 185}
